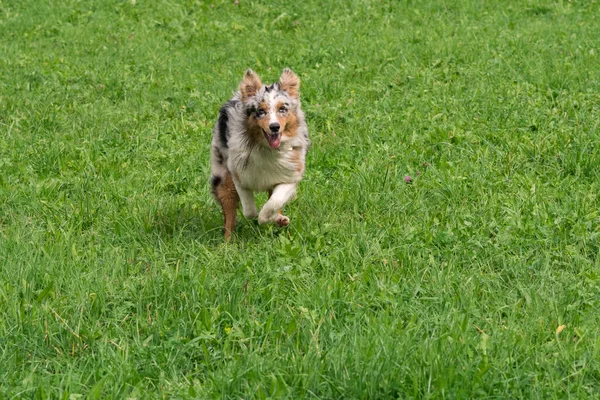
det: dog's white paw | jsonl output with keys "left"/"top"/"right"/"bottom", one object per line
{"left": 275, "top": 215, "right": 290, "bottom": 227}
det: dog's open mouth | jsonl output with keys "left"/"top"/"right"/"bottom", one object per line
{"left": 264, "top": 132, "right": 281, "bottom": 149}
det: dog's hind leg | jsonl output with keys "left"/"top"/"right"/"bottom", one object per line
{"left": 213, "top": 173, "right": 239, "bottom": 240}
{"left": 259, "top": 183, "right": 296, "bottom": 226}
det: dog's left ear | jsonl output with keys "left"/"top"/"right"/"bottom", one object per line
{"left": 279, "top": 68, "right": 300, "bottom": 98}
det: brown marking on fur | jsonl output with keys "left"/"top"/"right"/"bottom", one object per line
{"left": 214, "top": 173, "right": 239, "bottom": 240}
{"left": 289, "top": 149, "right": 304, "bottom": 174}
{"left": 280, "top": 111, "right": 299, "bottom": 139}
{"left": 279, "top": 68, "right": 300, "bottom": 98}
{"left": 240, "top": 69, "right": 262, "bottom": 102}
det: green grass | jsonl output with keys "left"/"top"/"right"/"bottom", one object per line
{"left": 1, "top": 0, "right": 600, "bottom": 397}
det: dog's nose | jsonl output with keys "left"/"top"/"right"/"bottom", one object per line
{"left": 269, "top": 123, "right": 280, "bottom": 133}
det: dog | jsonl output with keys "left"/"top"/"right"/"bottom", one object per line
{"left": 210, "top": 68, "right": 309, "bottom": 240}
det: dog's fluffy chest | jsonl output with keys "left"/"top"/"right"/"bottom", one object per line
{"left": 230, "top": 145, "right": 300, "bottom": 191}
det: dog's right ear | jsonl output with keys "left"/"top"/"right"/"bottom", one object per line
{"left": 279, "top": 68, "right": 299, "bottom": 98}
{"left": 239, "top": 69, "right": 262, "bottom": 102}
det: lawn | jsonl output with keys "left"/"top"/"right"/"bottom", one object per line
{"left": 1, "top": 0, "right": 600, "bottom": 398}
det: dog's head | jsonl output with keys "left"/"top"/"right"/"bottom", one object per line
{"left": 239, "top": 68, "right": 301, "bottom": 149}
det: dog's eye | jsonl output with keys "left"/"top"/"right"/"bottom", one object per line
{"left": 278, "top": 107, "right": 287, "bottom": 113}
{"left": 257, "top": 110, "right": 267, "bottom": 117}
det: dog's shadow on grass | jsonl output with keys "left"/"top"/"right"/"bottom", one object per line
{"left": 145, "top": 201, "right": 270, "bottom": 245}
{"left": 146, "top": 202, "right": 224, "bottom": 244}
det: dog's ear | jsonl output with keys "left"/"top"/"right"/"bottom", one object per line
{"left": 240, "top": 69, "right": 262, "bottom": 101}
{"left": 279, "top": 68, "right": 300, "bottom": 98}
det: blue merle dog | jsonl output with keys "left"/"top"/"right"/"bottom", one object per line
{"left": 210, "top": 69, "right": 309, "bottom": 240}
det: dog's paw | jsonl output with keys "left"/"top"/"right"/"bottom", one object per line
{"left": 275, "top": 215, "right": 290, "bottom": 227}
{"left": 258, "top": 207, "right": 290, "bottom": 227}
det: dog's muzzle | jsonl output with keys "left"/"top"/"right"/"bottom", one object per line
{"left": 265, "top": 131, "right": 281, "bottom": 149}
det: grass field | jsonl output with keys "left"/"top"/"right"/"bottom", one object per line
{"left": 1, "top": 0, "right": 600, "bottom": 398}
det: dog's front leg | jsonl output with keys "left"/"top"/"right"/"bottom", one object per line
{"left": 258, "top": 183, "right": 297, "bottom": 226}
{"left": 233, "top": 179, "right": 258, "bottom": 219}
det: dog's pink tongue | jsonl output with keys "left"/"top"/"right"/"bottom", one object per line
{"left": 268, "top": 135, "right": 281, "bottom": 149}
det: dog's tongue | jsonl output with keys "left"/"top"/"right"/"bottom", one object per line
{"left": 268, "top": 135, "right": 281, "bottom": 149}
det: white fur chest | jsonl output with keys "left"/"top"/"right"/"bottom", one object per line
{"left": 230, "top": 145, "right": 300, "bottom": 192}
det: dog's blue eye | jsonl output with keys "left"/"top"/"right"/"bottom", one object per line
{"left": 279, "top": 107, "right": 287, "bottom": 113}
{"left": 257, "top": 110, "right": 266, "bottom": 117}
